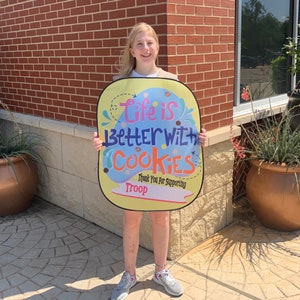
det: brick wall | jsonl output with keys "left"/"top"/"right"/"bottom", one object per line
{"left": 166, "top": 0, "right": 235, "bottom": 129}
{"left": 0, "top": 0, "right": 235, "bottom": 130}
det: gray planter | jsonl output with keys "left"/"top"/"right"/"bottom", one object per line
{"left": 287, "top": 89, "right": 300, "bottom": 131}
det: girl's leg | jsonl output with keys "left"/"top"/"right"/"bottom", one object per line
{"left": 150, "top": 211, "right": 183, "bottom": 297}
{"left": 123, "top": 210, "right": 143, "bottom": 275}
{"left": 150, "top": 211, "right": 170, "bottom": 272}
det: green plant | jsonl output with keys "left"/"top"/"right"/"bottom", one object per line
{"left": 283, "top": 24, "right": 300, "bottom": 76}
{"left": 271, "top": 55, "right": 289, "bottom": 94}
{"left": 0, "top": 100, "right": 48, "bottom": 169}
{"left": 231, "top": 87, "right": 300, "bottom": 168}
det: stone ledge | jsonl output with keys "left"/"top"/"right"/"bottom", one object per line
{"left": 0, "top": 109, "right": 239, "bottom": 146}
{"left": 0, "top": 110, "right": 94, "bottom": 140}
{"left": 206, "top": 125, "right": 240, "bottom": 146}
{"left": 233, "top": 103, "right": 287, "bottom": 126}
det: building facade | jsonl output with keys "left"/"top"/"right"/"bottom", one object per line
{"left": 0, "top": 0, "right": 236, "bottom": 258}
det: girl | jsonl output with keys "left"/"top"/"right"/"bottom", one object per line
{"left": 93, "top": 22, "right": 207, "bottom": 300}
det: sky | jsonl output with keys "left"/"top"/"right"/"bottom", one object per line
{"left": 262, "top": 0, "right": 290, "bottom": 21}
{"left": 244, "top": 0, "right": 290, "bottom": 21}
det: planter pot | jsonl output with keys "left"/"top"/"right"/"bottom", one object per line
{"left": 287, "top": 90, "right": 300, "bottom": 131}
{"left": 246, "top": 159, "right": 300, "bottom": 231}
{"left": 0, "top": 155, "right": 38, "bottom": 216}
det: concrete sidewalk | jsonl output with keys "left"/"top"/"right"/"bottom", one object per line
{"left": 0, "top": 198, "right": 299, "bottom": 300}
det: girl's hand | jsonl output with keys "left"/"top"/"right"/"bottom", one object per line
{"left": 92, "top": 132, "right": 103, "bottom": 151}
{"left": 198, "top": 128, "right": 207, "bottom": 147}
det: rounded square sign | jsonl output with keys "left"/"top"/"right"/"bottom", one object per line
{"left": 97, "top": 78, "right": 204, "bottom": 211}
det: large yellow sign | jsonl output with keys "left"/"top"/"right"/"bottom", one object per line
{"left": 97, "top": 78, "right": 204, "bottom": 211}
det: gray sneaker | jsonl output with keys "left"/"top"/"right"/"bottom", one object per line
{"left": 153, "top": 269, "right": 184, "bottom": 296}
{"left": 111, "top": 271, "right": 137, "bottom": 300}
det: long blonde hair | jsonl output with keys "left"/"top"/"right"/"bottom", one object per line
{"left": 116, "top": 23, "right": 159, "bottom": 77}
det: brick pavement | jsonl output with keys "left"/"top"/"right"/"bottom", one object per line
{"left": 0, "top": 198, "right": 299, "bottom": 300}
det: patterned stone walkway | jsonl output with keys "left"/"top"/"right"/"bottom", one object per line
{"left": 0, "top": 198, "right": 299, "bottom": 300}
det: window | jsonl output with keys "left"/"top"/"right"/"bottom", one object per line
{"left": 235, "top": 0, "right": 299, "bottom": 116}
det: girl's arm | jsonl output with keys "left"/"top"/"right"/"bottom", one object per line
{"left": 198, "top": 128, "right": 207, "bottom": 147}
{"left": 92, "top": 132, "right": 103, "bottom": 151}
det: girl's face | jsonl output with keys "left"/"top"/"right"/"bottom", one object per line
{"left": 130, "top": 31, "right": 159, "bottom": 67}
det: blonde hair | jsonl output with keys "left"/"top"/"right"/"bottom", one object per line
{"left": 116, "top": 23, "right": 159, "bottom": 77}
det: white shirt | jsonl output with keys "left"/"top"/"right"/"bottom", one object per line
{"left": 131, "top": 69, "right": 161, "bottom": 78}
